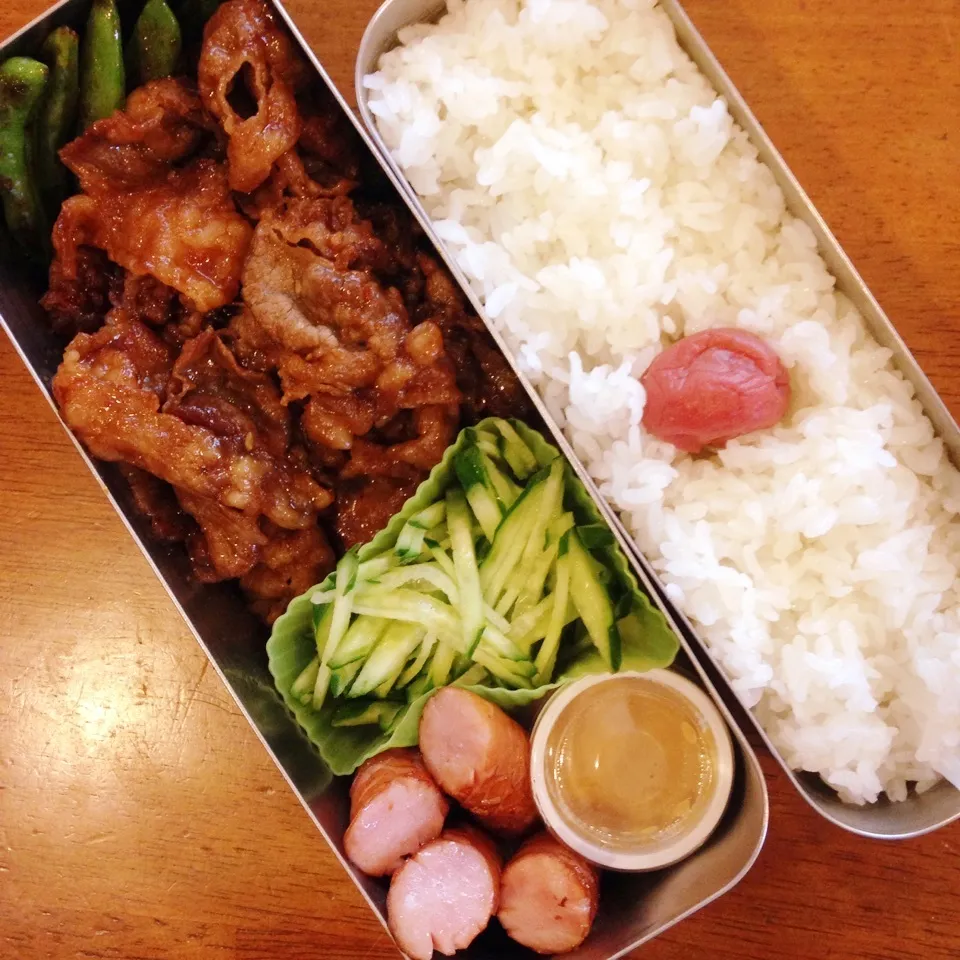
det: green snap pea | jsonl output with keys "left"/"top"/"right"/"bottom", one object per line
{"left": 127, "top": 0, "right": 182, "bottom": 85}
{"left": 36, "top": 27, "right": 79, "bottom": 218}
{"left": 79, "top": 0, "right": 125, "bottom": 131}
{"left": 0, "top": 57, "right": 49, "bottom": 252}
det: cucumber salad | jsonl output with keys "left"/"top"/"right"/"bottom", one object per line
{"left": 289, "top": 419, "right": 630, "bottom": 733}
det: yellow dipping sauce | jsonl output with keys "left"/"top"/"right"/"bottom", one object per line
{"left": 543, "top": 674, "right": 718, "bottom": 850}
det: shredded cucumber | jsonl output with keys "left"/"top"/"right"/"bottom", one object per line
{"left": 494, "top": 459, "right": 564, "bottom": 618}
{"left": 396, "top": 502, "right": 447, "bottom": 560}
{"left": 507, "top": 540, "right": 559, "bottom": 619}
{"left": 483, "top": 450, "right": 522, "bottom": 508}
{"left": 430, "top": 641, "right": 456, "bottom": 687}
{"left": 350, "top": 621, "right": 425, "bottom": 698}
{"left": 455, "top": 663, "right": 490, "bottom": 686}
{"left": 428, "top": 542, "right": 458, "bottom": 583}
{"left": 474, "top": 434, "right": 503, "bottom": 461}
{"left": 482, "top": 603, "right": 512, "bottom": 635}
{"left": 448, "top": 488, "right": 485, "bottom": 654}
{"left": 480, "top": 623, "right": 531, "bottom": 663}
{"left": 311, "top": 604, "right": 334, "bottom": 710}
{"left": 473, "top": 649, "right": 533, "bottom": 688}
{"left": 566, "top": 528, "right": 621, "bottom": 670}
{"left": 374, "top": 562, "right": 459, "bottom": 603}
{"left": 398, "top": 633, "right": 438, "bottom": 688}
{"left": 454, "top": 441, "right": 503, "bottom": 540}
{"left": 291, "top": 656, "right": 319, "bottom": 704}
{"left": 321, "top": 549, "right": 359, "bottom": 666}
{"left": 480, "top": 484, "right": 545, "bottom": 606}
{"left": 496, "top": 419, "right": 540, "bottom": 480}
{"left": 332, "top": 699, "right": 402, "bottom": 731}
{"left": 299, "top": 417, "right": 631, "bottom": 726}
{"left": 353, "top": 588, "right": 462, "bottom": 650}
{"left": 329, "top": 615, "right": 388, "bottom": 669}
{"left": 535, "top": 542, "right": 572, "bottom": 682}
{"left": 357, "top": 554, "right": 394, "bottom": 582}
{"left": 406, "top": 671, "right": 435, "bottom": 702}
{"left": 512, "top": 594, "right": 579, "bottom": 650}
{"left": 329, "top": 660, "right": 362, "bottom": 698}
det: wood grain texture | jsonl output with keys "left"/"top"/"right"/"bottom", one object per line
{"left": 1, "top": 0, "right": 958, "bottom": 958}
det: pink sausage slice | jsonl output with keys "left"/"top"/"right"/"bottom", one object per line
{"left": 419, "top": 687, "right": 539, "bottom": 836}
{"left": 388, "top": 826, "right": 502, "bottom": 960}
{"left": 344, "top": 748, "right": 449, "bottom": 877}
{"left": 498, "top": 832, "right": 600, "bottom": 954}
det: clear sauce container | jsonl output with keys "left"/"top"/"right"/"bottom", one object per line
{"left": 530, "top": 670, "right": 735, "bottom": 871}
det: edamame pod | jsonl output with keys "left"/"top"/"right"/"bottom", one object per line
{"left": 79, "top": 0, "right": 124, "bottom": 130}
{"left": 0, "top": 57, "right": 49, "bottom": 252}
{"left": 36, "top": 27, "right": 79, "bottom": 218}
{"left": 127, "top": 0, "right": 182, "bottom": 84}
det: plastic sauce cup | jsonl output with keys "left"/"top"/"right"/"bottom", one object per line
{"left": 529, "top": 670, "right": 735, "bottom": 871}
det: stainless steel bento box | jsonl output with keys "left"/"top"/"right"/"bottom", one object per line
{"left": 352, "top": 0, "right": 960, "bottom": 841}
{"left": 0, "top": 0, "right": 768, "bottom": 956}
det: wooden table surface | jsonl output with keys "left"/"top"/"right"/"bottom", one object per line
{"left": 1, "top": 0, "right": 959, "bottom": 957}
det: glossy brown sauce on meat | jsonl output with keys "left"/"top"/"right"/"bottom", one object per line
{"left": 41, "top": 0, "right": 528, "bottom": 622}
{"left": 335, "top": 477, "right": 421, "bottom": 551}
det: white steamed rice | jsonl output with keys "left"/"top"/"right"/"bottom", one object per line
{"left": 364, "top": 0, "right": 960, "bottom": 804}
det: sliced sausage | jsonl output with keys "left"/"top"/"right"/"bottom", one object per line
{"left": 344, "top": 748, "right": 449, "bottom": 877}
{"left": 498, "top": 832, "right": 600, "bottom": 954}
{"left": 419, "top": 687, "right": 539, "bottom": 836}
{"left": 387, "top": 826, "right": 502, "bottom": 960}
{"left": 641, "top": 327, "right": 791, "bottom": 453}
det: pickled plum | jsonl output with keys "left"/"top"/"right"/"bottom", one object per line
{"left": 640, "top": 328, "right": 790, "bottom": 453}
